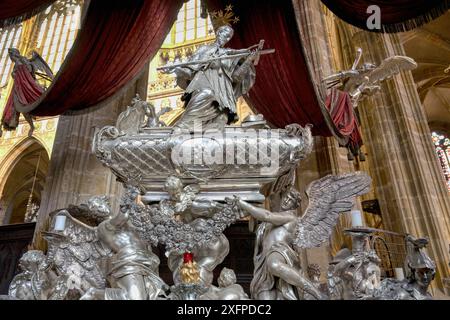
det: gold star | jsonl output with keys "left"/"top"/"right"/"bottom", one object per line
{"left": 225, "top": 4, "right": 233, "bottom": 12}
{"left": 233, "top": 17, "right": 240, "bottom": 24}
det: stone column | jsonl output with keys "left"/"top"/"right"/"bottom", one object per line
{"left": 349, "top": 29, "right": 450, "bottom": 291}
{"left": 33, "top": 67, "right": 149, "bottom": 248}
{"left": 292, "top": 0, "right": 362, "bottom": 274}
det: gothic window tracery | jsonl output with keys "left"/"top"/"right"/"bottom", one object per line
{"left": 0, "top": 25, "right": 23, "bottom": 87}
{"left": 432, "top": 131, "right": 450, "bottom": 192}
{"left": 36, "top": 0, "right": 82, "bottom": 72}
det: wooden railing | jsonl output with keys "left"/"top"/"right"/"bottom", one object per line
{"left": 0, "top": 223, "right": 35, "bottom": 294}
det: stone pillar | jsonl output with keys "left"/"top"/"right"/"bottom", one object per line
{"left": 350, "top": 30, "right": 450, "bottom": 291}
{"left": 292, "top": 0, "right": 362, "bottom": 274}
{"left": 33, "top": 67, "right": 149, "bottom": 248}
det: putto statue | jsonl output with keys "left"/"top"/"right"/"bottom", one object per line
{"left": 330, "top": 229, "right": 381, "bottom": 300}
{"left": 375, "top": 235, "right": 436, "bottom": 300}
{"left": 129, "top": 176, "right": 240, "bottom": 287}
{"left": 8, "top": 194, "right": 166, "bottom": 301}
{"left": 80, "top": 190, "right": 166, "bottom": 300}
{"left": 115, "top": 94, "right": 170, "bottom": 135}
{"left": 200, "top": 268, "right": 249, "bottom": 300}
{"left": 236, "top": 172, "right": 372, "bottom": 300}
{"left": 0, "top": 48, "right": 53, "bottom": 137}
{"left": 8, "top": 250, "right": 54, "bottom": 300}
{"left": 323, "top": 47, "right": 417, "bottom": 107}
{"left": 159, "top": 24, "right": 273, "bottom": 131}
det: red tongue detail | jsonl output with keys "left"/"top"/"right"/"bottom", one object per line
{"left": 183, "top": 252, "right": 194, "bottom": 263}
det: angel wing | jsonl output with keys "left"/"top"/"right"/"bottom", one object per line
{"left": 293, "top": 171, "right": 372, "bottom": 249}
{"left": 29, "top": 51, "right": 54, "bottom": 80}
{"left": 44, "top": 209, "right": 111, "bottom": 291}
{"left": 368, "top": 56, "right": 417, "bottom": 84}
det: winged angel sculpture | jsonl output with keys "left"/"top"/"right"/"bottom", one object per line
{"left": 236, "top": 171, "right": 372, "bottom": 300}
{"left": 10, "top": 195, "right": 166, "bottom": 300}
{"left": 323, "top": 48, "right": 417, "bottom": 107}
{"left": 0, "top": 48, "right": 53, "bottom": 137}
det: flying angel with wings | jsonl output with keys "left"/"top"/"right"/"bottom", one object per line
{"left": 323, "top": 48, "right": 417, "bottom": 107}
{"left": 40, "top": 196, "right": 113, "bottom": 299}
{"left": 0, "top": 48, "right": 54, "bottom": 137}
{"left": 236, "top": 171, "right": 372, "bottom": 300}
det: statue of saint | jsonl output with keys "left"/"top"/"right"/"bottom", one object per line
{"left": 160, "top": 25, "right": 269, "bottom": 131}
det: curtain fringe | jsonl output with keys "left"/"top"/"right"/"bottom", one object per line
{"left": 0, "top": 2, "right": 54, "bottom": 29}
{"left": 380, "top": 1, "right": 450, "bottom": 33}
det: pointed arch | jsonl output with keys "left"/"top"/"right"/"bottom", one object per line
{"left": 0, "top": 137, "right": 49, "bottom": 224}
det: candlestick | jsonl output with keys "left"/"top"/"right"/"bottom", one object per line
{"left": 394, "top": 268, "right": 405, "bottom": 281}
{"left": 54, "top": 215, "right": 67, "bottom": 231}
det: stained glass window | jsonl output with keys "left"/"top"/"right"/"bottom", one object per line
{"left": 0, "top": 25, "right": 23, "bottom": 87}
{"left": 432, "top": 131, "right": 450, "bottom": 192}
{"left": 37, "top": 1, "right": 81, "bottom": 72}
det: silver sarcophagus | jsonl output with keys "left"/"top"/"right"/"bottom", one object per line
{"left": 94, "top": 120, "right": 313, "bottom": 203}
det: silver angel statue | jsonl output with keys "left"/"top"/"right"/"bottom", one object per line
{"left": 159, "top": 25, "right": 272, "bottom": 131}
{"left": 236, "top": 172, "right": 372, "bottom": 300}
{"left": 80, "top": 191, "right": 166, "bottom": 300}
{"left": 40, "top": 198, "right": 113, "bottom": 300}
{"left": 323, "top": 47, "right": 417, "bottom": 107}
{"left": 375, "top": 235, "right": 436, "bottom": 300}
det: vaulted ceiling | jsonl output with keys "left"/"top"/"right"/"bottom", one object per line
{"left": 400, "top": 10, "right": 450, "bottom": 132}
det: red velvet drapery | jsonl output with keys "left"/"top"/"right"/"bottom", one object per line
{"left": 17, "top": 0, "right": 184, "bottom": 116}
{"left": 321, "top": 0, "right": 450, "bottom": 33}
{"left": 1, "top": 64, "right": 44, "bottom": 129}
{"left": 325, "top": 89, "right": 362, "bottom": 153}
{"left": 206, "top": 0, "right": 331, "bottom": 136}
{"left": 0, "top": 0, "right": 55, "bottom": 28}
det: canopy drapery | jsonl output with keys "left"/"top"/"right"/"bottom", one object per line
{"left": 321, "top": 0, "right": 450, "bottom": 33}
{"left": 16, "top": 0, "right": 184, "bottom": 116}
{"left": 0, "top": 0, "right": 55, "bottom": 28}
{"left": 206, "top": 0, "right": 332, "bottom": 136}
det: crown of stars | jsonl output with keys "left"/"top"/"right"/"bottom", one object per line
{"left": 210, "top": 4, "right": 240, "bottom": 29}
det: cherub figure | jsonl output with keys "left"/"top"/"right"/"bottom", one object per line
{"left": 115, "top": 94, "right": 170, "bottom": 135}
{"left": 8, "top": 250, "right": 55, "bottom": 300}
{"left": 162, "top": 176, "right": 230, "bottom": 287}
{"left": 200, "top": 268, "right": 249, "bottom": 300}
{"left": 80, "top": 191, "right": 166, "bottom": 300}
{"left": 236, "top": 172, "right": 372, "bottom": 300}
{"left": 303, "top": 264, "right": 328, "bottom": 300}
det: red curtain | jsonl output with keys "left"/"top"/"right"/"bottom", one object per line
{"left": 18, "top": 0, "right": 184, "bottom": 116}
{"left": 1, "top": 64, "right": 44, "bottom": 129}
{"left": 325, "top": 89, "right": 362, "bottom": 153}
{"left": 0, "top": 0, "right": 55, "bottom": 28}
{"left": 321, "top": 0, "right": 449, "bottom": 33}
{"left": 206, "top": 0, "right": 331, "bottom": 136}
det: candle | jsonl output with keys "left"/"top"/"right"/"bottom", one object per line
{"left": 351, "top": 210, "right": 363, "bottom": 228}
{"left": 54, "top": 215, "right": 67, "bottom": 231}
{"left": 394, "top": 268, "right": 405, "bottom": 281}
